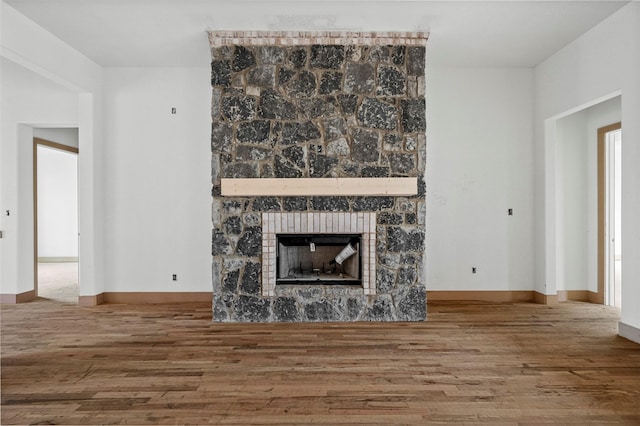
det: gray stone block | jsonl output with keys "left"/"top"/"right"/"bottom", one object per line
{"left": 281, "top": 121, "right": 321, "bottom": 145}
{"left": 378, "top": 212, "right": 404, "bottom": 225}
{"left": 223, "top": 162, "right": 258, "bottom": 178}
{"left": 299, "top": 97, "right": 335, "bottom": 119}
{"left": 338, "top": 94, "right": 358, "bottom": 115}
{"left": 376, "top": 267, "right": 396, "bottom": 293}
{"left": 288, "top": 48, "right": 307, "bottom": 68}
{"left": 233, "top": 295, "right": 271, "bottom": 322}
{"left": 394, "top": 286, "right": 426, "bottom": 321}
{"left": 387, "top": 226, "right": 425, "bottom": 252}
{"left": 286, "top": 70, "right": 317, "bottom": 98}
{"left": 377, "top": 65, "right": 406, "bottom": 96}
{"left": 310, "top": 196, "right": 350, "bottom": 211}
{"left": 344, "top": 63, "right": 375, "bottom": 94}
{"left": 236, "top": 145, "right": 271, "bottom": 162}
{"left": 223, "top": 269, "right": 240, "bottom": 294}
{"left": 364, "top": 296, "right": 394, "bottom": 321}
{"left": 391, "top": 46, "right": 405, "bottom": 66}
{"left": 252, "top": 197, "right": 282, "bottom": 212}
{"left": 320, "top": 71, "right": 343, "bottom": 94}
{"left": 361, "top": 166, "right": 389, "bottom": 177}
{"left": 236, "top": 226, "right": 262, "bottom": 257}
{"left": 247, "top": 65, "right": 276, "bottom": 87}
{"left": 389, "top": 153, "right": 416, "bottom": 174}
{"left": 232, "top": 46, "right": 256, "bottom": 72}
{"left": 283, "top": 197, "right": 308, "bottom": 211}
{"left": 401, "top": 99, "right": 426, "bottom": 133}
{"left": 275, "top": 155, "right": 303, "bottom": 178}
{"left": 212, "top": 229, "right": 232, "bottom": 256}
{"left": 282, "top": 145, "right": 306, "bottom": 169}
{"left": 352, "top": 196, "right": 394, "bottom": 211}
{"left": 211, "top": 60, "right": 231, "bottom": 86}
{"left": 322, "top": 117, "right": 347, "bottom": 142}
{"left": 327, "top": 138, "right": 350, "bottom": 157}
{"left": 310, "top": 45, "right": 345, "bottom": 69}
{"left": 211, "top": 122, "right": 232, "bottom": 153}
{"left": 240, "top": 261, "right": 262, "bottom": 295}
{"left": 309, "top": 153, "right": 338, "bottom": 178}
{"left": 274, "top": 297, "right": 301, "bottom": 322}
{"left": 223, "top": 216, "right": 243, "bottom": 235}
{"left": 222, "top": 96, "right": 257, "bottom": 122}
{"left": 407, "top": 46, "right": 425, "bottom": 76}
{"left": 304, "top": 299, "right": 339, "bottom": 322}
{"left": 351, "top": 128, "right": 381, "bottom": 163}
{"left": 258, "top": 89, "right": 297, "bottom": 120}
{"left": 357, "top": 98, "right": 398, "bottom": 130}
{"left": 258, "top": 46, "right": 285, "bottom": 65}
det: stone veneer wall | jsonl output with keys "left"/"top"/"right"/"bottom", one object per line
{"left": 210, "top": 31, "right": 427, "bottom": 322}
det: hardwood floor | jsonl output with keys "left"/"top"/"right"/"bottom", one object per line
{"left": 1, "top": 299, "right": 639, "bottom": 425}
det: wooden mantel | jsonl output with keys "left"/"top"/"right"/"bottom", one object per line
{"left": 220, "top": 177, "right": 418, "bottom": 197}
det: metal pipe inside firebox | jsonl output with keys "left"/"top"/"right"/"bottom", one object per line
{"left": 333, "top": 239, "right": 358, "bottom": 265}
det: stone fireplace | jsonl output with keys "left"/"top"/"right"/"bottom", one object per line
{"left": 210, "top": 31, "right": 427, "bottom": 322}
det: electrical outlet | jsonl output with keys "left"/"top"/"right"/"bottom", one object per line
{"left": 172, "top": 274, "right": 177, "bottom": 281}
{"left": 472, "top": 267, "right": 477, "bottom": 274}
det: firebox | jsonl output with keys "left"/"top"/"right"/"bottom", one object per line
{"left": 277, "top": 234, "right": 361, "bottom": 285}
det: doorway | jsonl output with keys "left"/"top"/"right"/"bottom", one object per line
{"left": 598, "top": 123, "right": 622, "bottom": 308}
{"left": 34, "top": 134, "right": 79, "bottom": 303}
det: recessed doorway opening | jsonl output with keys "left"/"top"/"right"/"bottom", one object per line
{"left": 598, "top": 123, "right": 622, "bottom": 308}
{"left": 34, "top": 130, "right": 79, "bottom": 303}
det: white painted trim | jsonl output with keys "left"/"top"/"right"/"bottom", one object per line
{"left": 618, "top": 321, "right": 640, "bottom": 345}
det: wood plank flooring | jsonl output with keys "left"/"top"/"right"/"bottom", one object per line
{"left": 1, "top": 299, "right": 639, "bottom": 425}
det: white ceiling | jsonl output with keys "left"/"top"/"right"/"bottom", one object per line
{"left": 4, "top": 0, "right": 630, "bottom": 68}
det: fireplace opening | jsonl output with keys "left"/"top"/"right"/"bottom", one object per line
{"left": 277, "top": 234, "right": 362, "bottom": 286}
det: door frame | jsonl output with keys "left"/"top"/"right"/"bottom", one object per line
{"left": 33, "top": 137, "right": 79, "bottom": 298}
{"left": 597, "top": 122, "right": 621, "bottom": 305}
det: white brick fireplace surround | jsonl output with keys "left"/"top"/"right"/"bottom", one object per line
{"left": 261, "top": 212, "right": 377, "bottom": 297}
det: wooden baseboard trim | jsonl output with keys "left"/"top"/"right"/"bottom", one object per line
{"left": 558, "top": 290, "right": 590, "bottom": 302}
{"left": 102, "top": 292, "right": 213, "bottom": 304}
{"left": 427, "top": 291, "right": 535, "bottom": 303}
{"left": 533, "top": 292, "right": 558, "bottom": 305}
{"left": 78, "top": 293, "right": 105, "bottom": 306}
{"left": 589, "top": 291, "right": 604, "bottom": 304}
{"left": 0, "top": 290, "right": 37, "bottom": 304}
{"left": 618, "top": 321, "right": 640, "bottom": 344}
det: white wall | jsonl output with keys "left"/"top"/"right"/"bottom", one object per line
{"left": 426, "top": 67, "right": 534, "bottom": 291}
{"left": 556, "top": 111, "right": 587, "bottom": 291}
{"left": 37, "top": 145, "right": 78, "bottom": 259}
{"left": 34, "top": 127, "right": 79, "bottom": 149}
{"left": 0, "top": 58, "right": 78, "bottom": 295}
{"left": 535, "top": 2, "right": 640, "bottom": 337}
{"left": 1, "top": 1, "right": 104, "bottom": 298}
{"left": 103, "top": 67, "right": 211, "bottom": 292}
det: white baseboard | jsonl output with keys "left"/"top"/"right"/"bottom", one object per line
{"left": 618, "top": 321, "right": 640, "bottom": 344}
